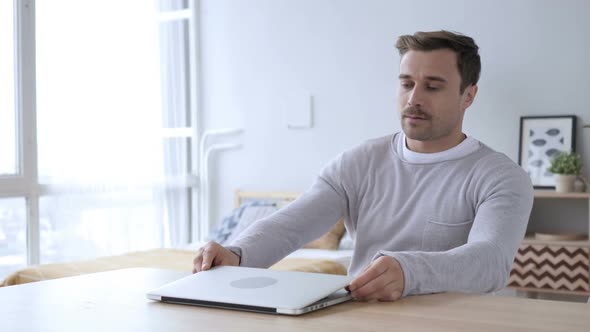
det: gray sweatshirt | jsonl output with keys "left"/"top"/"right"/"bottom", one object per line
{"left": 230, "top": 133, "right": 534, "bottom": 296}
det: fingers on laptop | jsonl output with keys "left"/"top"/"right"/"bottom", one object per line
{"left": 192, "top": 247, "right": 204, "bottom": 273}
{"left": 200, "top": 245, "right": 215, "bottom": 271}
{"left": 192, "top": 241, "right": 238, "bottom": 273}
{"left": 348, "top": 256, "right": 404, "bottom": 302}
{"left": 193, "top": 243, "right": 217, "bottom": 273}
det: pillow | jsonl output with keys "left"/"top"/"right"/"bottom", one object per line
{"left": 208, "top": 201, "right": 276, "bottom": 244}
{"left": 303, "top": 218, "right": 346, "bottom": 250}
{"left": 224, "top": 203, "right": 278, "bottom": 244}
{"left": 210, "top": 200, "right": 347, "bottom": 250}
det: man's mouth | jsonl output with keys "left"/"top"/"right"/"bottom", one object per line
{"left": 403, "top": 114, "right": 429, "bottom": 122}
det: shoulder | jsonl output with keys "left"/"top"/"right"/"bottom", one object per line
{"left": 319, "top": 134, "right": 395, "bottom": 180}
{"left": 474, "top": 144, "right": 528, "bottom": 179}
{"left": 470, "top": 144, "right": 533, "bottom": 201}
{"left": 340, "top": 134, "right": 394, "bottom": 162}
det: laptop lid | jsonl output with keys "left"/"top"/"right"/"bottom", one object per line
{"left": 147, "top": 266, "right": 353, "bottom": 315}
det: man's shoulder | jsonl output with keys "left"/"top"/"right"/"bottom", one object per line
{"left": 321, "top": 134, "right": 396, "bottom": 177}
{"left": 343, "top": 133, "right": 395, "bottom": 157}
{"left": 470, "top": 143, "right": 532, "bottom": 188}
{"left": 473, "top": 143, "right": 521, "bottom": 169}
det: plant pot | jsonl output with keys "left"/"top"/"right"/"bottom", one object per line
{"left": 553, "top": 174, "right": 576, "bottom": 193}
{"left": 574, "top": 178, "right": 586, "bottom": 193}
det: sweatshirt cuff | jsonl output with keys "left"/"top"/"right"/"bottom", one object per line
{"left": 225, "top": 246, "right": 243, "bottom": 266}
{"left": 374, "top": 250, "right": 414, "bottom": 297}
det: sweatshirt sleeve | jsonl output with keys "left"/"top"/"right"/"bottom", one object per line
{"left": 229, "top": 155, "right": 349, "bottom": 268}
{"left": 377, "top": 165, "right": 534, "bottom": 296}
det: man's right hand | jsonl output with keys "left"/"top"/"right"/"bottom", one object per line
{"left": 192, "top": 241, "right": 240, "bottom": 273}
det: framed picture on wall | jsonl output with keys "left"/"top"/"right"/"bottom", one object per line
{"left": 518, "top": 115, "right": 577, "bottom": 189}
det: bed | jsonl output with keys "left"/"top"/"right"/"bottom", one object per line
{"left": 1, "top": 190, "right": 353, "bottom": 287}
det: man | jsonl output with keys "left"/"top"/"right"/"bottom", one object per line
{"left": 193, "top": 31, "right": 534, "bottom": 302}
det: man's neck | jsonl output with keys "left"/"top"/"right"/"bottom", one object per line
{"left": 405, "top": 132, "right": 467, "bottom": 153}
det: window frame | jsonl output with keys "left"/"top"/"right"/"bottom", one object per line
{"left": 0, "top": 0, "right": 202, "bottom": 268}
{"left": 0, "top": 0, "right": 41, "bottom": 265}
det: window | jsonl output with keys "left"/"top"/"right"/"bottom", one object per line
{"left": 0, "top": 198, "right": 26, "bottom": 279}
{"left": 0, "top": 0, "right": 17, "bottom": 176}
{"left": 35, "top": 0, "right": 195, "bottom": 263}
{"left": 0, "top": 0, "right": 200, "bottom": 279}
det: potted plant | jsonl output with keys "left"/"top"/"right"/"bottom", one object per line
{"left": 548, "top": 152, "right": 583, "bottom": 192}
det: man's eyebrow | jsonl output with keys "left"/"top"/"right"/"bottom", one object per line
{"left": 425, "top": 76, "right": 447, "bottom": 83}
{"left": 398, "top": 74, "right": 448, "bottom": 83}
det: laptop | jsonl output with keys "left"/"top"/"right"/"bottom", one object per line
{"left": 147, "top": 266, "right": 353, "bottom": 315}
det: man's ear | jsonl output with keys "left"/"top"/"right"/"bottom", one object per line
{"left": 462, "top": 85, "right": 478, "bottom": 109}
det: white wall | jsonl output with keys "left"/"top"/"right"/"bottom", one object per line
{"left": 199, "top": 0, "right": 590, "bottom": 228}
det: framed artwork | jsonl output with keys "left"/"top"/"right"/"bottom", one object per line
{"left": 518, "top": 115, "right": 577, "bottom": 189}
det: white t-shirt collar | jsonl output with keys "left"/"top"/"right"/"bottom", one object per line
{"left": 397, "top": 131, "right": 481, "bottom": 164}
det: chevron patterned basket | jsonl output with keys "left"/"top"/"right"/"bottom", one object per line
{"left": 509, "top": 243, "right": 590, "bottom": 293}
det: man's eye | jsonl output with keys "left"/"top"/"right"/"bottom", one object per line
{"left": 400, "top": 82, "right": 413, "bottom": 89}
{"left": 426, "top": 86, "right": 440, "bottom": 91}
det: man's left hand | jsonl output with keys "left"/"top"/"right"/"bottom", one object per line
{"left": 348, "top": 256, "right": 405, "bottom": 302}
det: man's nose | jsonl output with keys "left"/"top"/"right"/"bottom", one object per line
{"left": 407, "top": 87, "right": 423, "bottom": 107}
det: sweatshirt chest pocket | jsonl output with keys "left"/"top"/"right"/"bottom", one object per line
{"left": 421, "top": 219, "right": 473, "bottom": 252}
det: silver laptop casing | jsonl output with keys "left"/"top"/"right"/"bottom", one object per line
{"left": 147, "top": 266, "right": 353, "bottom": 315}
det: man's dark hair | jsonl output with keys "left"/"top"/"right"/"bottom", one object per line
{"left": 396, "top": 30, "right": 481, "bottom": 94}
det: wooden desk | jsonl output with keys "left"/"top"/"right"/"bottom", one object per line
{"left": 1, "top": 268, "right": 588, "bottom": 332}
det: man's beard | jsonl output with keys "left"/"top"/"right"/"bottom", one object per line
{"left": 400, "top": 106, "right": 435, "bottom": 140}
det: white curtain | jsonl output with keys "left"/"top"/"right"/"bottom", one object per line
{"left": 36, "top": 0, "right": 191, "bottom": 263}
{"left": 159, "top": 0, "right": 192, "bottom": 248}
